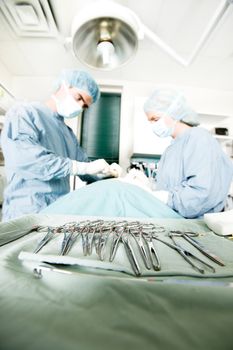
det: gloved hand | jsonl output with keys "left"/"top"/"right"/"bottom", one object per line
{"left": 152, "top": 190, "right": 169, "bottom": 204}
{"left": 109, "top": 163, "right": 123, "bottom": 178}
{"left": 72, "top": 159, "right": 110, "bottom": 175}
{"left": 122, "top": 169, "right": 151, "bottom": 190}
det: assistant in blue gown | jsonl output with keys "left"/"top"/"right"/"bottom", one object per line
{"left": 144, "top": 88, "right": 233, "bottom": 218}
{"left": 156, "top": 127, "right": 233, "bottom": 218}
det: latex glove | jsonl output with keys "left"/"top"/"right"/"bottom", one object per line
{"left": 72, "top": 159, "right": 110, "bottom": 175}
{"left": 153, "top": 190, "right": 169, "bottom": 204}
{"left": 123, "top": 169, "right": 151, "bottom": 190}
{"left": 109, "top": 163, "right": 123, "bottom": 178}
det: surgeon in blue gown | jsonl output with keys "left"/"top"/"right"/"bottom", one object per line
{"left": 1, "top": 70, "right": 116, "bottom": 221}
{"left": 144, "top": 88, "right": 233, "bottom": 218}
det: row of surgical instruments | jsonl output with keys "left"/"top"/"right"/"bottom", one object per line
{"left": 33, "top": 220, "right": 225, "bottom": 277}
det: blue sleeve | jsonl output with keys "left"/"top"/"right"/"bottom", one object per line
{"left": 2, "top": 105, "right": 72, "bottom": 181}
{"left": 64, "top": 124, "right": 88, "bottom": 162}
{"left": 74, "top": 138, "right": 88, "bottom": 162}
{"left": 76, "top": 147, "right": 88, "bottom": 162}
{"left": 167, "top": 132, "right": 231, "bottom": 218}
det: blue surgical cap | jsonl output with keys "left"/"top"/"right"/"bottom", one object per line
{"left": 143, "top": 88, "right": 199, "bottom": 126}
{"left": 54, "top": 69, "right": 100, "bottom": 103}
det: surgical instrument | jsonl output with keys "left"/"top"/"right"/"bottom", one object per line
{"left": 60, "top": 231, "right": 72, "bottom": 255}
{"left": 87, "top": 220, "right": 104, "bottom": 255}
{"left": 169, "top": 232, "right": 215, "bottom": 273}
{"left": 141, "top": 223, "right": 163, "bottom": 271}
{"left": 93, "top": 221, "right": 114, "bottom": 260}
{"left": 97, "top": 223, "right": 114, "bottom": 261}
{"left": 74, "top": 220, "right": 90, "bottom": 256}
{"left": 109, "top": 227, "right": 124, "bottom": 262}
{"left": 126, "top": 222, "right": 152, "bottom": 270}
{"left": 60, "top": 231, "right": 80, "bottom": 256}
{"left": 170, "top": 230, "right": 225, "bottom": 266}
{"left": 108, "top": 221, "right": 128, "bottom": 262}
{"left": 143, "top": 232, "right": 161, "bottom": 271}
{"left": 154, "top": 235, "right": 215, "bottom": 274}
{"left": 130, "top": 229, "right": 151, "bottom": 270}
{"left": 34, "top": 227, "right": 56, "bottom": 254}
{"left": 97, "top": 231, "right": 109, "bottom": 261}
{"left": 60, "top": 221, "right": 89, "bottom": 256}
{"left": 32, "top": 263, "right": 233, "bottom": 287}
{"left": 81, "top": 228, "right": 91, "bottom": 256}
{"left": 122, "top": 232, "right": 141, "bottom": 277}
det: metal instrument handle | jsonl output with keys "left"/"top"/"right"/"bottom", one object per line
{"left": 122, "top": 236, "right": 141, "bottom": 277}
{"left": 147, "top": 240, "right": 161, "bottom": 271}
{"left": 183, "top": 234, "right": 225, "bottom": 266}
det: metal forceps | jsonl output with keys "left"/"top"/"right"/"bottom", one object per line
{"left": 130, "top": 225, "right": 151, "bottom": 270}
{"left": 141, "top": 224, "right": 162, "bottom": 271}
{"left": 122, "top": 230, "right": 141, "bottom": 277}
{"left": 34, "top": 226, "right": 56, "bottom": 253}
{"left": 60, "top": 231, "right": 74, "bottom": 255}
{"left": 60, "top": 222, "right": 82, "bottom": 256}
{"left": 60, "top": 230, "right": 79, "bottom": 256}
{"left": 97, "top": 221, "right": 114, "bottom": 261}
{"left": 154, "top": 234, "right": 215, "bottom": 274}
{"left": 86, "top": 220, "right": 104, "bottom": 256}
{"left": 170, "top": 230, "right": 225, "bottom": 267}
{"left": 77, "top": 220, "right": 93, "bottom": 256}
{"left": 109, "top": 221, "right": 127, "bottom": 262}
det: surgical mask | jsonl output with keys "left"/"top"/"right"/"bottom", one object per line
{"left": 151, "top": 118, "right": 176, "bottom": 138}
{"left": 53, "top": 83, "right": 83, "bottom": 118}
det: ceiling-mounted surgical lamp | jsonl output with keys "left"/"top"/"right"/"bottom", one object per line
{"left": 70, "top": 1, "right": 143, "bottom": 70}
{"left": 69, "top": 0, "right": 232, "bottom": 70}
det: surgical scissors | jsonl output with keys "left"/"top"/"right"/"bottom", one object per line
{"left": 170, "top": 230, "right": 225, "bottom": 267}
{"left": 154, "top": 234, "right": 215, "bottom": 274}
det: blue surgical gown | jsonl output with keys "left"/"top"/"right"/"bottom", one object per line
{"left": 1, "top": 102, "right": 88, "bottom": 221}
{"left": 156, "top": 127, "right": 233, "bottom": 218}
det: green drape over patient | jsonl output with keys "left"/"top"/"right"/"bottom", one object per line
{"left": 42, "top": 179, "right": 181, "bottom": 219}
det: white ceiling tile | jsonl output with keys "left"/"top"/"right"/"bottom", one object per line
{"left": 0, "top": 41, "right": 35, "bottom": 75}
{"left": 50, "top": 0, "right": 92, "bottom": 37}
{"left": 123, "top": 0, "right": 228, "bottom": 57}
{"left": 17, "top": 39, "right": 81, "bottom": 74}
{"left": 200, "top": 5, "right": 233, "bottom": 57}
{"left": 0, "top": 10, "right": 16, "bottom": 40}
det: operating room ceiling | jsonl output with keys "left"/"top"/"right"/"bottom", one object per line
{"left": 0, "top": 0, "right": 233, "bottom": 87}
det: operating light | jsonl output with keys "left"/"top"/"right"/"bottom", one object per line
{"left": 71, "top": 0, "right": 143, "bottom": 70}
{"left": 70, "top": 0, "right": 232, "bottom": 70}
